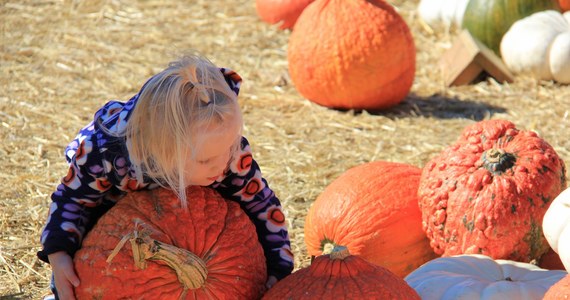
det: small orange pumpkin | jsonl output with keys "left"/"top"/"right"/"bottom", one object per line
{"left": 543, "top": 274, "right": 570, "bottom": 299}
{"left": 287, "top": 0, "right": 415, "bottom": 110}
{"left": 262, "top": 246, "right": 421, "bottom": 299}
{"left": 73, "top": 187, "right": 267, "bottom": 299}
{"left": 255, "top": 0, "right": 314, "bottom": 29}
{"left": 304, "top": 161, "right": 437, "bottom": 278}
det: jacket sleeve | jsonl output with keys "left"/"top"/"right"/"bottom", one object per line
{"left": 38, "top": 122, "right": 114, "bottom": 263}
{"left": 212, "top": 137, "right": 294, "bottom": 280}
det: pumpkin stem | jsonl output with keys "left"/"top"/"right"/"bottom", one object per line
{"left": 482, "top": 148, "right": 516, "bottom": 175}
{"left": 329, "top": 245, "right": 351, "bottom": 260}
{"left": 130, "top": 234, "right": 208, "bottom": 290}
{"left": 107, "top": 224, "right": 208, "bottom": 290}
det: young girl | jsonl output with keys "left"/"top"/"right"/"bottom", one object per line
{"left": 38, "top": 54, "right": 294, "bottom": 299}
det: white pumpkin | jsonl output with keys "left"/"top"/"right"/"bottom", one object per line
{"left": 500, "top": 10, "right": 570, "bottom": 84}
{"left": 405, "top": 254, "right": 567, "bottom": 300}
{"left": 418, "top": 0, "right": 469, "bottom": 29}
{"left": 543, "top": 187, "right": 570, "bottom": 271}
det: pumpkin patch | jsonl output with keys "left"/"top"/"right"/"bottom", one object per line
{"left": 73, "top": 187, "right": 267, "bottom": 299}
{"left": 418, "top": 0, "right": 469, "bottom": 29}
{"left": 287, "top": 0, "right": 415, "bottom": 110}
{"left": 418, "top": 119, "right": 567, "bottom": 262}
{"left": 304, "top": 161, "right": 437, "bottom": 278}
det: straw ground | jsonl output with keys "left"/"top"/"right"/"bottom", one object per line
{"left": 1, "top": 0, "right": 569, "bottom": 298}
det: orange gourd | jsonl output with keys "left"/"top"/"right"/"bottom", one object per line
{"left": 287, "top": 0, "right": 415, "bottom": 110}
{"left": 262, "top": 246, "right": 421, "bottom": 299}
{"left": 543, "top": 274, "right": 570, "bottom": 299}
{"left": 255, "top": 0, "right": 314, "bottom": 29}
{"left": 418, "top": 119, "right": 566, "bottom": 262}
{"left": 73, "top": 187, "right": 267, "bottom": 299}
{"left": 304, "top": 161, "right": 437, "bottom": 278}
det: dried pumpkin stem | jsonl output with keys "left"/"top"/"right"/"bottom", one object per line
{"left": 329, "top": 245, "right": 351, "bottom": 260}
{"left": 130, "top": 234, "right": 208, "bottom": 290}
{"left": 482, "top": 148, "right": 516, "bottom": 174}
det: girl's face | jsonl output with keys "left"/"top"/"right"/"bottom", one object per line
{"left": 183, "top": 119, "right": 241, "bottom": 187}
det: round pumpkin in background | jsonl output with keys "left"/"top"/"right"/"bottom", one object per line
{"left": 500, "top": 10, "right": 570, "bottom": 84}
{"left": 418, "top": 119, "right": 567, "bottom": 263}
{"left": 287, "top": 0, "right": 415, "bottom": 111}
{"left": 462, "top": 0, "right": 561, "bottom": 55}
{"left": 304, "top": 161, "right": 437, "bottom": 278}
{"left": 561, "top": 0, "right": 570, "bottom": 11}
{"left": 73, "top": 187, "right": 267, "bottom": 300}
{"left": 543, "top": 274, "right": 570, "bottom": 299}
{"left": 262, "top": 246, "right": 421, "bottom": 299}
{"left": 405, "top": 254, "right": 567, "bottom": 299}
{"left": 255, "top": 0, "right": 314, "bottom": 30}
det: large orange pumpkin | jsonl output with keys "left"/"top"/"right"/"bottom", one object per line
{"left": 543, "top": 274, "right": 570, "bottom": 299}
{"left": 73, "top": 187, "right": 267, "bottom": 299}
{"left": 287, "top": 0, "right": 415, "bottom": 110}
{"left": 262, "top": 246, "right": 421, "bottom": 299}
{"left": 255, "top": 0, "right": 314, "bottom": 29}
{"left": 418, "top": 119, "right": 567, "bottom": 262}
{"left": 304, "top": 161, "right": 437, "bottom": 278}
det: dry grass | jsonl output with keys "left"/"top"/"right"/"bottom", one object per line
{"left": 1, "top": 0, "right": 569, "bottom": 298}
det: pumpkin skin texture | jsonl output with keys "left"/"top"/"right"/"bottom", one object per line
{"left": 262, "top": 246, "right": 421, "bottom": 300}
{"left": 462, "top": 0, "right": 561, "bottom": 55}
{"left": 501, "top": 10, "right": 570, "bottom": 84}
{"left": 543, "top": 274, "right": 570, "bottom": 299}
{"left": 304, "top": 161, "right": 437, "bottom": 278}
{"left": 73, "top": 187, "right": 267, "bottom": 300}
{"left": 255, "top": 0, "right": 314, "bottom": 30}
{"left": 287, "top": 0, "right": 415, "bottom": 110}
{"left": 543, "top": 187, "right": 570, "bottom": 271}
{"left": 418, "top": 119, "right": 567, "bottom": 262}
{"left": 405, "top": 254, "right": 568, "bottom": 300}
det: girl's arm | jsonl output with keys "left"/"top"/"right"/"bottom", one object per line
{"left": 38, "top": 123, "right": 114, "bottom": 263}
{"left": 212, "top": 137, "right": 294, "bottom": 281}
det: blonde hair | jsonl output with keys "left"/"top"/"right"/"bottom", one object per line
{"left": 123, "top": 54, "right": 243, "bottom": 207}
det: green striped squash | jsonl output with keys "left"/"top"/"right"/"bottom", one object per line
{"left": 462, "top": 0, "right": 561, "bottom": 55}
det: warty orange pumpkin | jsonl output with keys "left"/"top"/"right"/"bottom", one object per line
{"left": 304, "top": 161, "right": 437, "bottom": 278}
{"left": 418, "top": 119, "right": 567, "bottom": 263}
{"left": 262, "top": 246, "right": 421, "bottom": 299}
{"left": 287, "top": 0, "right": 415, "bottom": 110}
{"left": 73, "top": 187, "right": 267, "bottom": 299}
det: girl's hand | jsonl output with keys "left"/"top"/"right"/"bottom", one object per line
{"left": 48, "top": 251, "right": 80, "bottom": 300}
{"left": 265, "top": 275, "right": 278, "bottom": 289}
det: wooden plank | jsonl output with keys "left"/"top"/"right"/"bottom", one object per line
{"left": 439, "top": 30, "right": 514, "bottom": 86}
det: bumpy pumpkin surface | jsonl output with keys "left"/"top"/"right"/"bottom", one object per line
{"left": 73, "top": 187, "right": 267, "bottom": 300}
{"left": 304, "top": 161, "right": 437, "bottom": 278}
{"left": 418, "top": 119, "right": 566, "bottom": 262}
{"left": 543, "top": 274, "right": 570, "bottom": 299}
{"left": 262, "top": 247, "right": 421, "bottom": 299}
{"left": 287, "top": 0, "right": 415, "bottom": 110}
{"left": 255, "top": 0, "right": 314, "bottom": 30}
{"left": 405, "top": 254, "right": 567, "bottom": 300}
